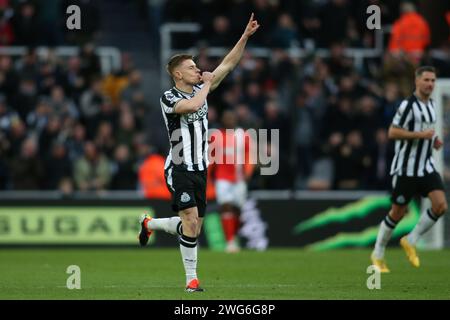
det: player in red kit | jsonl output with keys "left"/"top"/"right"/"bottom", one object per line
{"left": 209, "top": 110, "right": 255, "bottom": 253}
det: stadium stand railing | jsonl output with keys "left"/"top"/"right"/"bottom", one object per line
{"left": 159, "top": 22, "right": 387, "bottom": 90}
{"left": 0, "top": 46, "right": 122, "bottom": 75}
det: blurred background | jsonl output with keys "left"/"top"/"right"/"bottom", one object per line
{"left": 0, "top": 0, "right": 449, "bottom": 250}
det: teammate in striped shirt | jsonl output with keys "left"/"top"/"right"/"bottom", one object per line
{"left": 371, "top": 66, "right": 447, "bottom": 272}
{"left": 138, "top": 14, "right": 260, "bottom": 292}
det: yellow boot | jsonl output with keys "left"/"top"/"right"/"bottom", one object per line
{"left": 400, "top": 236, "right": 420, "bottom": 268}
{"left": 370, "top": 253, "right": 390, "bottom": 273}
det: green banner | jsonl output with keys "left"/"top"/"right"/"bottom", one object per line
{"left": 203, "top": 211, "right": 226, "bottom": 251}
{"left": 0, "top": 207, "right": 154, "bottom": 244}
{"left": 292, "top": 196, "right": 421, "bottom": 250}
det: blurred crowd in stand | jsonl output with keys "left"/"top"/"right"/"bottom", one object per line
{"left": 0, "top": 0, "right": 449, "bottom": 195}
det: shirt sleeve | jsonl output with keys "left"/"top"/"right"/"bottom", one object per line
{"left": 160, "top": 91, "right": 183, "bottom": 114}
{"left": 392, "top": 100, "right": 412, "bottom": 129}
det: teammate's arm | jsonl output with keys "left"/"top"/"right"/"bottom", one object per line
{"left": 174, "top": 72, "right": 215, "bottom": 114}
{"left": 389, "top": 99, "right": 435, "bottom": 140}
{"left": 210, "top": 13, "right": 260, "bottom": 92}
{"left": 388, "top": 126, "right": 435, "bottom": 140}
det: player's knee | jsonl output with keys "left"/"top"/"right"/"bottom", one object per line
{"left": 184, "top": 218, "right": 198, "bottom": 233}
{"left": 181, "top": 212, "right": 198, "bottom": 235}
{"left": 390, "top": 206, "right": 407, "bottom": 220}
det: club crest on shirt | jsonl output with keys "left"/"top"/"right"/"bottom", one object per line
{"left": 396, "top": 195, "right": 405, "bottom": 204}
{"left": 181, "top": 192, "right": 191, "bottom": 203}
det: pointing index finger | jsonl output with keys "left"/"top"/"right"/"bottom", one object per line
{"left": 249, "top": 12, "right": 254, "bottom": 23}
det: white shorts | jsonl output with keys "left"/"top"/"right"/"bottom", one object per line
{"left": 215, "top": 180, "right": 247, "bottom": 208}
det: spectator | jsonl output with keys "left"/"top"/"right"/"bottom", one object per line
{"left": 382, "top": 52, "right": 416, "bottom": 97}
{"left": 94, "top": 121, "right": 115, "bottom": 158}
{"left": 73, "top": 141, "right": 111, "bottom": 192}
{"left": 331, "top": 130, "right": 371, "bottom": 190}
{"left": 207, "top": 105, "right": 220, "bottom": 129}
{"left": 38, "top": 0, "right": 64, "bottom": 45}
{"left": 379, "top": 82, "right": 402, "bottom": 129}
{"left": 388, "top": 2, "right": 431, "bottom": 63}
{"left": 44, "top": 141, "right": 72, "bottom": 190}
{"left": 303, "top": 76, "right": 328, "bottom": 122}
{"left": 10, "top": 78, "right": 38, "bottom": 122}
{"left": 139, "top": 148, "right": 171, "bottom": 200}
{"left": 36, "top": 60, "right": 60, "bottom": 96}
{"left": 11, "top": 1, "right": 39, "bottom": 46}
{"left": 234, "top": 103, "right": 260, "bottom": 130}
{"left": 38, "top": 116, "right": 62, "bottom": 158}
{"left": 420, "top": 43, "right": 450, "bottom": 78}
{"left": 249, "top": 0, "right": 277, "bottom": 47}
{"left": 261, "top": 99, "right": 291, "bottom": 157}
{"left": 366, "top": 128, "right": 393, "bottom": 190}
{"left": 110, "top": 144, "right": 137, "bottom": 190}
{"left": 116, "top": 111, "right": 136, "bottom": 146}
{"left": 355, "top": 95, "right": 382, "bottom": 144}
{"left": 48, "top": 86, "right": 79, "bottom": 120}
{"left": 207, "top": 15, "right": 234, "bottom": 47}
{"left": 121, "top": 69, "right": 143, "bottom": 103}
{"left": 294, "top": 93, "right": 314, "bottom": 183}
{"left": 0, "top": 1, "right": 14, "bottom": 45}
{"left": 15, "top": 48, "right": 39, "bottom": 80}
{"left": 78, "top": 43, "right": 101, "bottom": 82}
{"left": 66, "top": 122, "right": 87, "bottom": 161}
{"left": 10, "top": 137, "right": 43, "bottom": 190}
{"left": 0, "top": 94, "right": 19, "bottom": 132}
{"left": 0, "top": 55, "right": 19, "bottom": 103}
{"left": 96, "top": 101, "right": 118, "bottom": 131}
{"left": 325, "top": 42, "right": 353, "bottom": 82}
{"left": 269, "top": 13, "right": 299, "bottom": 49}
{"left": 321, "top": 94, "right": 356, "bottom": 140}
{"left": 256, "top": 140, "right": 292, "bottom": 189}
{"left": 26, "top": 97, "right": 51, "bottom": 134}
{"left": 6, "top": 118, "right": 26, "bottom": 158}
{"left": 318, "top": 0, "right": 350, "bottom": 48}
{"left": 243, "top": 81, "right": 266, "bottom": 118}
{"left": 63, "top": 56, "right": 86, "bottom": 102}
{"left": 79, "top": 77, "right": 106, "bottom": 136}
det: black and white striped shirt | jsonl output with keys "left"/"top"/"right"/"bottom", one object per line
{"left": 390, "top": 94, "right": 437, "bottom": 177}
{"left": 160, "top": 84, "right": 209, "bottom": 172}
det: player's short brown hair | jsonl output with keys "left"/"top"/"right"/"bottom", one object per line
{"left": 415, "top": 66, "right": 436, "bottom": 78}
{"left": 166, "top": 54, "right": 193, "bottom": 77}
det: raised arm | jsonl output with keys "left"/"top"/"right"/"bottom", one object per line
{"left": 210, "top": 13, "right": 260, "bottom": 92}
{"left": 174, "top": 72, "right": 215, "bottom": 114}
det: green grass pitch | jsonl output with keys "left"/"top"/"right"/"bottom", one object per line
{"left": 1, "top": 248, "right": 450, "bottom": 299}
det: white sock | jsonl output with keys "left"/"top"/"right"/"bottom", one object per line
{"left": 407, "top": 209, "right": 439, "bottom": 246}
{"left": 373, "top": 215, "right": 398, "bottom": 259}
{"left": 179, "top": 234, "right": 198, "bottom": 286}
{"left": 147, "top": 216, "right": 182, "bottom": 235}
